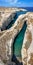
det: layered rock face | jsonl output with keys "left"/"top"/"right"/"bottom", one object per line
{"left": 21, "top": 13, "right": 33, "bottom": 65}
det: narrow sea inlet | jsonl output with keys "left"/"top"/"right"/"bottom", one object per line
{"left": 7, "top": 11, "right": 27, "bottom": 58}
{"left": 14, "top": 21, "right": 27, "bottom": 57}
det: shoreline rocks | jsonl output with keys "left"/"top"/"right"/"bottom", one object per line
{"left": 0, "top": 7, "right": 27, "bottom": 12}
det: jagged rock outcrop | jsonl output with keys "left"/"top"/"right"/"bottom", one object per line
{"left": 21, "top": 12, "right": 33, "bottom": 65}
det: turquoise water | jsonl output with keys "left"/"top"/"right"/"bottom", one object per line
{"left": 13, "top": 21, "right": 27, "bottom": 57}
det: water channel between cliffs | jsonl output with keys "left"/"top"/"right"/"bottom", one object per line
{"left": 7, "top": 11, "right": 27, "bottom": 60}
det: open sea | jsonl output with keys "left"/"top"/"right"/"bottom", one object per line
{"left": 22, "top": 7, "right": 33, "bottom": 12}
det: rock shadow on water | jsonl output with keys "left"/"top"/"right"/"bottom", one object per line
{"left": 12, "top": 54, "right": 23, "bottom": 65}
{"left": 1, "top": 11, "right": 27, "bottom": 30}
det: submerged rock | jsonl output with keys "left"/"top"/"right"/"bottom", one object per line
{"left": 8, "top": 62, "right": 16, "bottom": 65}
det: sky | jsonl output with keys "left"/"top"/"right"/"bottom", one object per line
{"left": 0, "top": 0, "right": 33, "bottom": 7}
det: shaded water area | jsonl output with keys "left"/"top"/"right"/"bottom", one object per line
{"left": 6, "top": 11, "right": 27, "bottom": 29}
